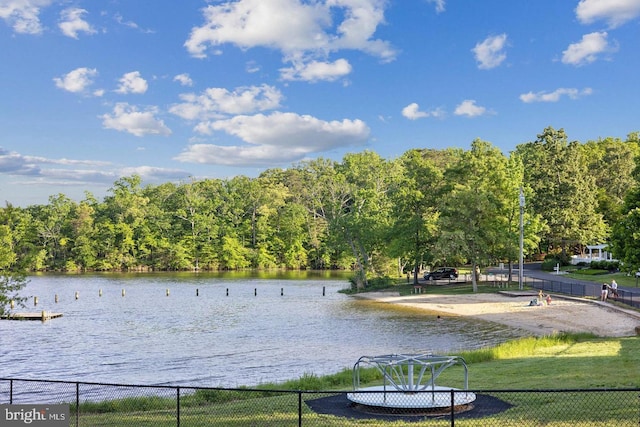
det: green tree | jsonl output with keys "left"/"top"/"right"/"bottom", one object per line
{"left": 214, "top": 176, "right": 257, "bottom": 269}
{"left": 276, "top": 202, "right": 309, "bottom": 268}
{"left": 335, "top": 151, "right": 399, "bottom": 285}
{"left": 0, "top": 203, "right": 40, "bottom": 270}
{"left": 284, "top": 163, "right": 332, "bottom": 269}
{"left": 27, "top": 194, "right": 76, "bottom": 270}
{"left": 387, "top": 149, "right": 443, "bottom": 284}
{"left": 516, "top": 127, "right": 606, "bottom": 257}
{"left": 0, "top": 224, "right": 28, "bottom": 315}
{"left": 257, "top": 169, "right": 307, "bottom": 268}
{"left": 220, "top": 235, "right": 251, "bottom": 269}
{"left": 138, "top": 182, "right": 180, "bottom": 269}
{"left": 293, "top": 158, "right": 349, "bottom": 270}
{"left": 436, "top": 140, "right": 512, "bottom": 291}
{"left": 68, "top": 199, "right": 97, "bottom": 271}
{"left": 249, "top": 176, "right": 290, "bottom": 268}
{"left": 610, "top": 184, "right": 640, "bottom": 271}
{"left": 170, "top": 179, "right": 216, "bottom": 270}
{"left": 94, "top": 175, "right": 149, "bottom": 270}
{"left": 492, "top": 154, "right": 545, "bottom": 282}
{"left": 582, "top": 136, "right": 639, "bottom": 226}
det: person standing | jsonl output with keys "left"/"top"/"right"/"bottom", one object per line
{"left": 610, "top": 280, "right": 618, "bottom": 299}
{"left": 601, "top": 283, "right": 608, "bottom": 301}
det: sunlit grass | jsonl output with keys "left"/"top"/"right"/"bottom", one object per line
{"left": 68, "top": 333, "right": 640, "bottom": 425}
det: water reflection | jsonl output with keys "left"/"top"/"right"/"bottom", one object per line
{"left": 0, "top": 274, "right": 525, "bottom": 387}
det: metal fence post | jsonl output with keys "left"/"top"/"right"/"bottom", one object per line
{"left": 298, "top": 391, "right": 302, "bottom": 427}
{"left": 176, "top": 386, "right": 180, "bottom": 427}
{"left": 450, "top": 389, "right": 455, "bottom": 427}
{"left": 9, "top": 379, "right": 13, "bottom": 404}
{"left": 76, "top": 382, "right": 79, "bottom": 427}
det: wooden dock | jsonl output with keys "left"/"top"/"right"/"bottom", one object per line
{"left": 2, "top": 311, "right": 63, "bottom": 321}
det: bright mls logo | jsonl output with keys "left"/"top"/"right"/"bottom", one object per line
{"left": 1, "top": 405, "right": 68, "bottom": 426}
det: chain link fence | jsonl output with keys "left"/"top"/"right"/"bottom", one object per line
{"left": 2, "top": 378, "right": 638, "bottom": 426}
{"left": 483, "top": 273, "right": 640, "bottom": 310}
{"left": 524, "top": 276, "right": 640, "bottom": 309}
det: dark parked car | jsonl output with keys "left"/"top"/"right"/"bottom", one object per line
{"left": 423, "top": 267, "right": 458, "bottom": 281}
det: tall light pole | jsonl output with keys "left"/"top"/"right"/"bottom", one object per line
{"left": 519, "top": 187, "right": 525, "bottom": 290}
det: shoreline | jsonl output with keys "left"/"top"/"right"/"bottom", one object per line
{"left": 353, "top": 291, "right": 640, "bottom": 337}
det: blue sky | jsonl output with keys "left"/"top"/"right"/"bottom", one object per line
{"left": 1, "top": 0, "right": 640, "bottom": 206}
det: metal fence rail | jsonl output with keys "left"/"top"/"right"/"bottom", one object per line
{"left": 484, "top": 273, "right": 640, "bottom": 309}
{"left": 1, "top": 378, "right": 638, "bottom": 426}
{"left": 522, "top": 276, "right": 640, "bottom": 309}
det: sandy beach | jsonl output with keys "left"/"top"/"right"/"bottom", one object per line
{"left": 354, "top": 291, "right": 640, "bottom": 337}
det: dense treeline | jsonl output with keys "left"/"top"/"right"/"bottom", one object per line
{"left": 1, "top": 126, "right": 640, "bottom": 289}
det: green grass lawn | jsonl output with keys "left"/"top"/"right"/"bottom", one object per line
{"left": 564, "top": 269, "right": 640, "bottom": 288}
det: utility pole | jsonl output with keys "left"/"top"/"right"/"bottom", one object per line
{"left": 519, "top": 187, "right": 525, "bottom": 290}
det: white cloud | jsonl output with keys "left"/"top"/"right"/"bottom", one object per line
{"left": 402, "top": 103, "right": 427, "bottom": 120}
{"left": 23, "top": 155, "right": 111, "bottom": 167}
{"left": 0, "top": 148, "right": 40, "bottom": 175}
{"left": 58, "top": 7, "right": 95, "bottom": 39}
{"left": 426, "top": 0, "right": 445, "bottom": 13}
{"left": 280, "top": 58, "right": 352, "bottom": 82}
{"left": 0, "top": 147, "right": 113, "bottom": 181}
{"left": 472, "top": 34, "right": 508, "bottom": 69}
{"left": 401, "top": 103, "right": 444, "bottom": 120}
{"left": 576, "top": 0, "right": 640, "bottom": 28}
{"left": 0, "top": 0, "right": 52, "bottom": 34}
{"left": 184, "top": 0, "right": 396, "bottom": 72}
{"left": 519, "top": 87, "right": 593, "bottom": 103}
{"left": 185, "top": 0, "right": 328, "bottom": 58}
{"left": 246, "top": 61, "right": 260, "bottom": 73}
{"left": 175, "top": 112, "right": 370, "bottom": 166}
{"left": 53, "top": 67, "right": 98, "bottom": 93}
{"left": 562, "top": 31, "right": 616, "bottom": 66}
{"left": 170, "top": 85, "right": 283, "bottom": 122}
{"left": 35, "top": 168, "right": 117, "bottom": 184}
{"left": 173, "top": 73, "right": 194, "bottom": 87}
{"left": 120, "top": 166, "right": 191, "bottom": 182}
{"left": 454, "top": 100, "right": 489, "bottom": 117}
{"left": 116, "top": 71, "right": 148, "bottom": 94}
{"left": 114, "top": 13, "right": 154, "bottom": 33}
{"left": 0, "top": 148, "right": 190, "bottom": 195}
{"left": 101, "top": 103, "right": 171, "bottom": 137}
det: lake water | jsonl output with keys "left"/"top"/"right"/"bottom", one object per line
{"left": 0, "top": 273, "right": 525, "bottom": 388}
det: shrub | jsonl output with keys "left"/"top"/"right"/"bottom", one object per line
{"left": 344, "top": 275, "right": 394, "bottom": 293}
{"left": 590, "top": 260, "right": 620, "bottom": 272}
{"left": 542, "top": 258, "right": 562, "bottom": 271}
{"left": 542, "top": 252, "right": 571, "bottom": 270}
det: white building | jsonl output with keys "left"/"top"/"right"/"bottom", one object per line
{"left": 570, "top": 244, "right": 616, "bottom": 265}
